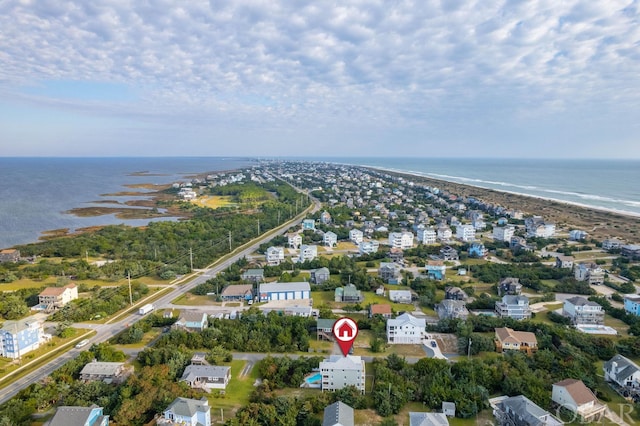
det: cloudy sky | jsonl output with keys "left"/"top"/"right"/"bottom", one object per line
{"left": 1, "top": 0, "right": 639, "bottom": 158}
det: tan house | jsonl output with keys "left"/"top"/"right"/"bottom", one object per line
{"left": 369, "top": 304, "right": 392, "bottom": 319}
{"left": 38, "top": 283, "right": 78, "bottom": 311}
{"left": 494, "top": 327, "right": 538, "bottom": 354}
{"left": 552, "top": 379, "right": 606, "bottom": 422}
{"left": 0, "top": 249, "right": 20, "bottom": 263}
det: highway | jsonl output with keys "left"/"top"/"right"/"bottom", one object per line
{"left": 0, "top": 195, "right": 321, "bottom": 405}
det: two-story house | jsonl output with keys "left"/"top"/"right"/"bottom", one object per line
{"left": 493, "top": 225, "right": 515, "bottom": 242}
{"left": 435, "top": 299, "right": 469, "bottom": 320}
{"left": 349, "top": 229, "right": 364, "bottom": 244}
{"left": 180, "top": 365, "right": 231, "bottom": 391}
{"left": 625, "top": 295, "right": 640, "bottom": 316}
{"left": 555, "top": 255, "right": 574, "bottom": 269}
{"left": 158, "top": 397, "right": 211, "bottom": 426}
{"left": 358, "top": 240, "right": 380, "bottom": 255}
{"left": 287, "top": 233, "right": 303, "bottom": 249}
{"left": 386, "top": 313, "right": 426, "bottom": 344}
{"left": 79, "top": 361, "right": 131, "bottom": 384}
{"left": 323, "top": 231, "right": 338, "bottom": 247}
{"left": 604, "top": 354, "right": 640, "bottom": 389}
{"left": 319, "top": 355, "right": 366, "bottom": 393}
{"left": 494, "top": 327, "right": 537, "bottom": 354}
{"left": 302, "top": 219, "right": 316, "bottom": 230}
{"left": 388, "top": 290, "right": 412, "bottom": 304}
{"left": 563, "top": 296, "right": 604, "bottom": 325}
{"left": 0, "top": 249, "right": 20, "bottom": 263}
{"left": 495, "top": 295, "right": 531, "bottom": 320}
{"left": 48, "top": 405, "right": 110, "bottom": 426}
{"left": 334, "top": 284, "right": 362, "bottom": 303}
{"left": 173, "top": 311, "right": 208, "bottom": 332}
{"left": 241, "top": 269, "right": 264, "bottom": 283}
{"left": 492, "top": 395, "right": 562, "bottom": 426}
{"left": 310, "top": 267, "right": 330, "bottom": 285}
{"left": 323, "top": 401, "right": 354, "bottom": 426}
{"left": 379, "top": 262, "right": 402, "bottom": 284}
{"left": 298, "top": 245, "right": 318, "bottom": 262}
{"left": 498, "top": 277, "right": 522, "bottom": 296}
{"left": 468, "top": 242, "right": 487, "bottom": 258}
{"left": 425, "top": 260, "right": 446, "bottom": 280}
{"left": 439, "top": 245, "right": 458, "bottom": 261}
{"left": 552, "top": 379, "right": 606, "bottom": 423}
{"left": 0, "top": 316, "right": 45, "bottom": 359}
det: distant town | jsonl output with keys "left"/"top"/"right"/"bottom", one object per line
{"left": 1, "top": 160, "right": 640, "bottom": 426}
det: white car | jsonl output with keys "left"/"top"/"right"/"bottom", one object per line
{"left": 75, "top": 339, "right": 89, "bottom": 348}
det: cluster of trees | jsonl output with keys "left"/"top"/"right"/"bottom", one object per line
{"left": 50, "top": 282, "right": 149, "bottom": 322}
{"left": 111, "top": 312, "right": 176, "bottom": 345}
{"left": 466, "top": 262, "right": 572, "bottom": 291}
{"left": 154, "top": 309, "right": 314, "bottom": 353}
{"left": 0, "top": 288, "right": 41, "bottom": 320}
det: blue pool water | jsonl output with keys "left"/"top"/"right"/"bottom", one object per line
{"left": 305, "top": 373, "right": 322, "bottom": 384}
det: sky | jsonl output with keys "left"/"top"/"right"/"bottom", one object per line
{"left": 1, "top": 0, "right": 639, "bottom": 158}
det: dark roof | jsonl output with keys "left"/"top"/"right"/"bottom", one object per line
{"left": 323, "top": 401, "right": 354, "bottom": 426}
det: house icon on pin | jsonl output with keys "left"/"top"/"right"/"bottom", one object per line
{"left": 337, "top": 321, "right": 356, "bottom": 339}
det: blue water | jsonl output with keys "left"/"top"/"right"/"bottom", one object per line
{"left": 305, "top": 373, "right": 322, "bottom": 383}
{"left": 1, "top": 156, "right": 639, "bottom": 249}
{"left": 0, "top": 157, "right": 253, "bottom": 249}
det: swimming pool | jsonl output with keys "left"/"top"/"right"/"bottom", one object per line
{"left": 305, "top": 373, "right": 322, "bottom": 384}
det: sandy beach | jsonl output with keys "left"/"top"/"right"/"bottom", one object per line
{"left": 377, "top": 168, "right": 640, "bottom": 242}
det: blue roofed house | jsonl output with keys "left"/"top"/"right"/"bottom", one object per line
{"left": 173, "top": 311, "right": 208, "bottom": 332}
{"left": 302, "top": 219, "right": 316, "bottom": 230}
{"left": 48, "top": 405, "right": 109, "bottom": 426}
{"left": 425, "top": 260, "right": 446, "bottom": 280}
{"left": 158, "top": 397, "right": 211, "bottom": 426}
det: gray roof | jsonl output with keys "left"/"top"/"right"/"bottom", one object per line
{"left": 323, "top": 401, "right": 354, "bottom": 426}
{"left": 80, "top": 361, "right": 124, "bottom": 377}
{"left": 164, "top": 397, "right": 209, "bottom": 417}
{"left": 605, "top": 354, "right": 640, "bottom": 382}
{"left": 497, "top": 395, "right": 553, "bottom": 425}
{"left": 259, "top": 281, "right": 310, "bottom": 293}
{"left": 49, "top": 406, "right": 105, "bottom": 426}
{"left": 181, "top": 365, "right": 230, "bottom": 382}
{"left": 409, "top": 412, "right": 449, "bottom": 426}
{"left": 565, "top": 296, "right": 600, "bottom": 307}
{"left": 178, "top": 311, "right": 208, "bottom": 323}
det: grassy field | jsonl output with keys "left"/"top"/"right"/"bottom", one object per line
{"left": 209, "top": 359, "right": 260, "bottom": 423}
{"left": 192, "top": 195, "right": 235, "bottom": 209}
{"left": 312, "top": 290, "right": 417, "bottom": 313}
{"left": 172, "top": 293, "right": 219, "bottom": 306}
{"left": 113, "top": 328, "right": 162, "bottom": 351}
{"left": 0, "top": 276, "right": 170, "bottom": 292}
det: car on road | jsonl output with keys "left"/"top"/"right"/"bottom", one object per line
{"left": 430, "top": 341, "right": 437, "bottom": 348}
{"left": 75, "top": 339, "right": 89, "bottom": 348}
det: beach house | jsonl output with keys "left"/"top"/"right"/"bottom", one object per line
{"left": 298, "top": 245, "right": 318, "bottom": 262}
{"left": 266, "top": 246, "right": 285, "bottom": 266}
{"left": 495, "top": 295, "right": 531, "bottom": 320}
{"left": 425, "top": 260, "right": 446, "bottom": 280}
{"left": 574, "top": 263, "right": 605, "bottom": 285}
{"left": 493, "top": 225, "right": 515, "bottom": 242}
{"left": 563, "top": 296, "right": 604, "bottom": 325}
{"left": 319, "top": 355, "right": 366, "bottom": 393}
{"left": 0, "top": 315, "right": 45, "bottom": 359}
{"left": 38, "top": 283, "right": 78, "bottom": 311}
{"left": 48, "top": 405, "right": 109, "bottom": 426}
{"left": 349, "top": 229, "right": 364, "bottom": 244}
{"left": 551, "top": 379, "right": 606, "bottom": 423}
{"left": 158, "top": 397, "right": 211, "bottom": 426}
{"left": 386, "top": 313, "right": 426, "bottom": 344}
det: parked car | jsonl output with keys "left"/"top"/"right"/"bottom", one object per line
{"left": 75, "top": 339, "right": 89, "bottom": 348}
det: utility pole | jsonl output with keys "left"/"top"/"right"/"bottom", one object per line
{"left": 468, "top": 338, "right": 472, "bottom": 359}
{"left": 228, "top": 231, "right": 232, "bottom": 252}
{"left": 85, "top": 250, "right": 89, "bottom": 263}
{"left": 189, "top": 247, "right": 193, "bottom": 272}
{"left": 257, "top": 219, "right": 260, "bottom": 235}
{"left": 128, "top": 272, "right": 133, "bottom": 306}
{"left": 277, "top": 210, "right": 281, "bottom": 224}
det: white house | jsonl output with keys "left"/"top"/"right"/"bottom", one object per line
{"left": 323, "top": 231, "right": 338, "bottom": 247}
{"left": 604, "top": 354, "right": 640, "bottom": 388}
{"left": 319, "top": 355, "right": 366, "bottom": 393}
{"left": 495, "top": 295, "right": 531, "bottom": 320}
{"left": 358, "top": 240, "right": 380, "bottom": 255}
{"left": 493, "top": 226, "right": 515, "bottom": 242}
{"left": 388, "top": 289, "right": 412, "bottom": 304}
{"left": 386, "top": 313, "right": 426, "bottom": 344}
{"left": 298, "top": 245, "right": 318, "bottom": 262}
{"left": 349, "top": 229, "right": 364, "bottom": 244}
{"left": 159, "top": 397, "right": 211, "bottom": 426}
{"left": 552, "top": 379, "right": 606, "bottom": 423}
{"left": 388, "top": 231, "right": 414, "bottom": 249}
{"left": 417, "top": 227, "right": 437, "bottom": 244}
{"left": 455, "top": 224, "right": 476, "bottom": 242}
{"left": 563, "top": 296, "right": 604, "bottom": 325}
{"left": 266, "top": 246, "right": 285, "bottom": 266}
{"left": 259, "top": 282, "right": 311, "bottom": 302}
{"left": 525, "top": 216, "right": 556, "bottom": 238}
{"left": 287, "top": 233, "right": 302, "bottom": 249}
{"left": 437, "top": 226, "right": 452, "bottom": 242}
{"left": 569, "top": 230, "right": 588, "bottom": 241}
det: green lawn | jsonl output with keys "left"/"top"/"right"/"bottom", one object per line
{"left": 172, "top": 293, "right": 219, "bottom": 306}
{"left": 209, "top": 359, "right": 260, "bottom": 422}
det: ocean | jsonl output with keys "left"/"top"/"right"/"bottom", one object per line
{"left": 1, "top": 157, "right": 639, "bottom": 249}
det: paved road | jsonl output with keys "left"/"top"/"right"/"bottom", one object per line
{"left": 0, "top": 195, "right": 321, "bottom": 405}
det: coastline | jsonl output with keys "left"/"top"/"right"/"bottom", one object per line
{"left": 368, "top": 166, "right": 640, "bottom": 241}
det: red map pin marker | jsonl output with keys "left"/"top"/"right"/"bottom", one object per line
{"left": 332, "top": 317, "right": 358, "bottom": 356}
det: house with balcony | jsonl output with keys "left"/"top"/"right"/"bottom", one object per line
{"left": 48, "top": 405, "right": 110, "bottom": 426}
{"left": 316, "top": 318, "right": 337, "bottom": 341}
{"left": 439, "top": 245, "right": 459, "bottom": 261}
{"left": 425, "top": 260, "right": 446, "bottom": 280}
{"left": 180, "top": 365, "right": 231, "bottom": 391}
{"left": 417, "top": 227, "right": 437, "bottom": 244}
{"left": 493, "top": 225, "right": 515, "bottom": 242}
{"left": 525, "top": 216, "right": 556, "bottom": 238}
{"left": 386, "top": 313, "right": 426, "bottom": 344}
{"left": 574, "top": 263, "right": 605, "bottom": 285}
{"left": 602, "top": 238, "right": 623, "bottom": 251}
{"left": 563, "top": 296, "right": 604, "bottom": 325}
{"left": 298, "top": 245, "right": 318, "bottom": 262}
{"left": 552, "top": 379, "right": 606, "bottom": 423}
{"left": 621, "top": 244, "right": 640, "bottom": 260}
{"left": 319, "top": 355, "right": 366, "bottom": 393}
{"left": 38, "top": 283, "right": 78, "bottom": 311}
{"left": 310, "top": 267, "right": 330, "bottom": 285}
{"left": 241, "top": 269, "right": 264, "bottom": 283}
{"left": 379, "top": 262, "right": 402, "bottom": 284}
{"left": 498, "top": 277, "right": 522, "bottom": 296}
{"left": 266, "top": 246, "right": 285, "bottom": 266}
{"left": 495, "top": 295, "right": 531, "bottom": 320}
{"left": 437, "top": 225, "right": 452, "bottom": 242}
{"left": 158, "top": 397, "right": 211, "bottom": 426}
{"left": 495, "top": 327, "right": 537, "bottom": 354}
{"left": 287, "top": 233, "right": 303, "bottom": 249}
{"left": 444, "top": 286, "right": 467, "bottom": 301}
{"left": 388, "top": 231, "right": 414, "bottom": 249}
{"left": 0, "top": 315, "right": 45, "bottom": 359}
{"left": 79, "top": 361, "right": 131, "bottom": 384}
{"left": 349, "top": 229, "right": 364, "bottom": 244}
{"left": 358, "top": 240, "right": 380, "bottom": 255}
{"left": 323, "top": 231, "right": 338, "bottom": 247}
{"left": 455, "top": 224, "right": 476, "bottom": 242}
{"left": 569, "top": 229, "right": 588, "bottom": 241}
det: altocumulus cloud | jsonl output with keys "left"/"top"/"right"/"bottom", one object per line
{"left": 0, "top": 0, "right": 639, "bottom": 156}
